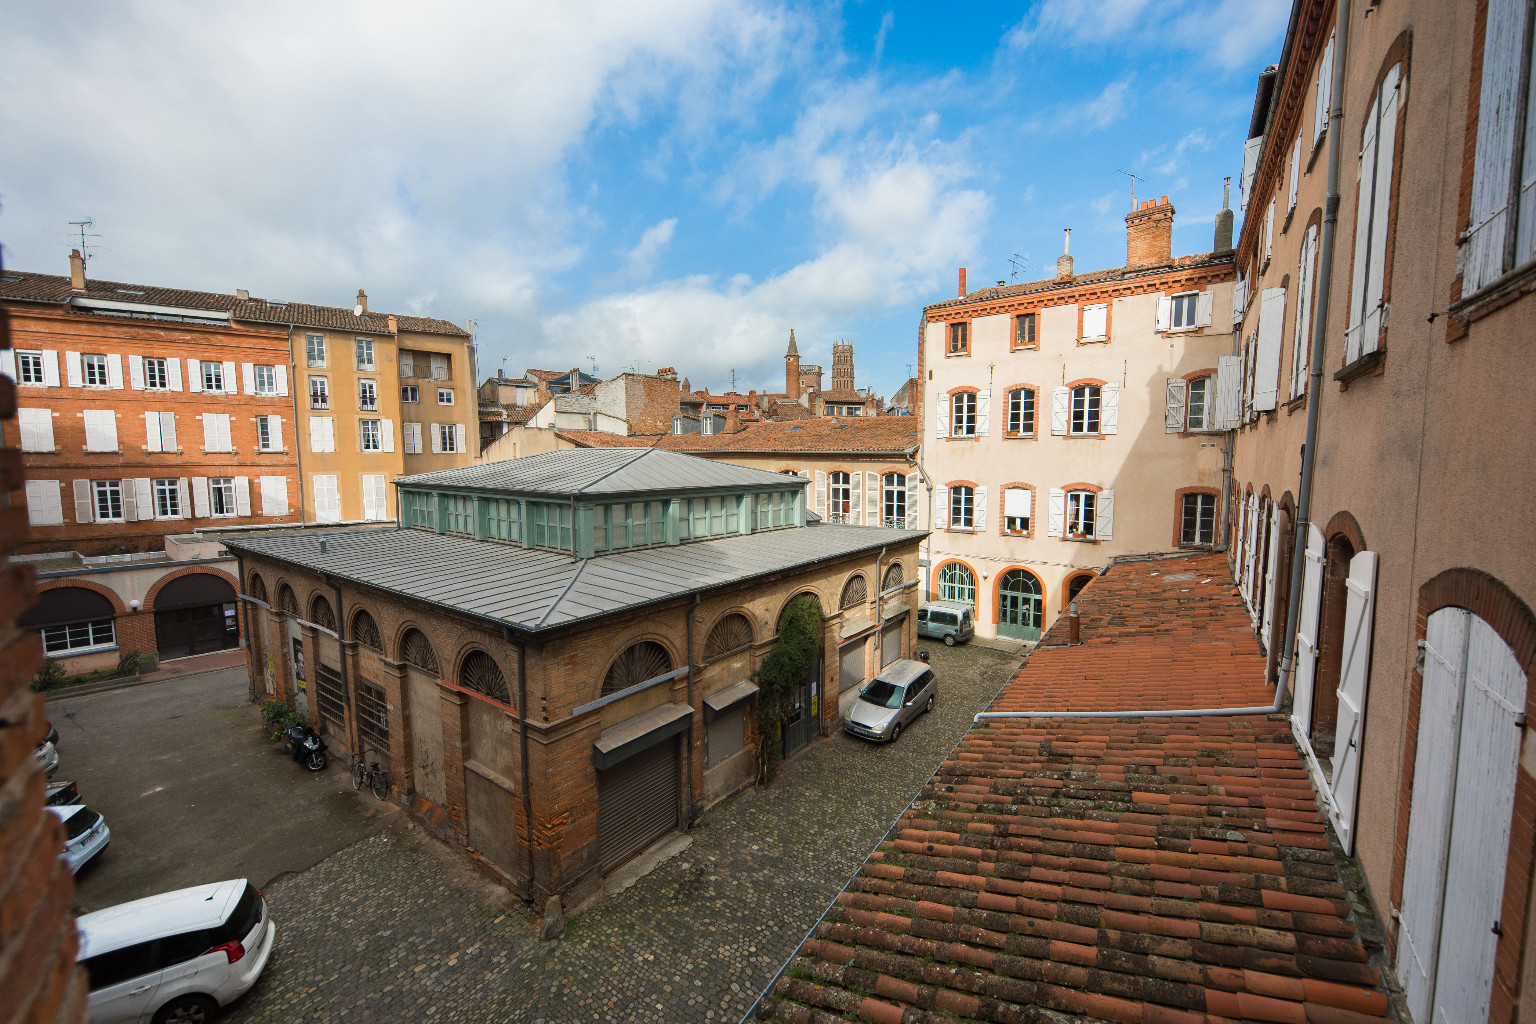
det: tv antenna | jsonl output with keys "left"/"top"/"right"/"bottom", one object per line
{"left": 65, "top": 218, "right": 102, "bottom": 262}
{"left": 1008, "top": 253, "right": 1032, "bottom": 283}
{"left": 1117, "top": 169, "right": 1147, "bottom": 210}
{"left": 588, "top": 355, "right": 598, "bottom": 375}
{"left": 730, "top": 369, "right": 737, "bottom": 391}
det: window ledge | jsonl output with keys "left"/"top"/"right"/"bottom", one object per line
{"left": 1064, "top": 535, "right": 1098, "bottom": 544}
{"left": 946, "top": 527, "right": 975, "bottom": 535}
{"left": 1284, "top": 391, "right": 1308, "bottom": 413}
{"left": 945, "top": 351, "right": 971, "bottom": 358}
{"left": 1003, "top": 432, "right": 1035, "bottom": 440}
{"left": 1449, "top": 258, "right": 1536, "bottom": 327}
{"left": 1333, "top": 349, "right": 1384, "bottom": 385}
{"left": 1077, "top": 338, "right": 1109, "bottom": 345}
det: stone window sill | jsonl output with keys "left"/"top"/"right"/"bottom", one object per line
{"left": 946, "top": 527, "right": 975, "bottom": 535}
{"left": 1450, "top": 258, "right": 1536, "bottom": 328}
{"left": 1333, "top": 349, "right": 1385, "bottom": 386}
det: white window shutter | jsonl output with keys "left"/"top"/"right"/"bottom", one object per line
{"left": 1313, "top": 32, "right": 1334, "bottom": 147}
{"left": 222, "top": 361, "right": 237, "bottom": 391}
{"left": 905, "top": 472, "right": 918, "bottom": 529}
{"left": 1213, "top": 355, "right": 1242, "bottom": 429}
{"left": 1254, "top": 288, "right": 1287, "bottom": 411}
{"left": 382, "top": 419, "right": 395, "bottom": 453}
{"left": 160, "top": 412, "right": 177, "bottom": 451}
{"left": 1240, "top": 136, "right": 1263, "bottom": 210}
{"left": 42, "top": 350, "right": 60, "bottom": 387}
{"left": 1345, "top": 99, "right": 1379, "bottom": 363}
{"left": 933, "top": 485, "right": 947, "bottom": 529}
{"left": 974, "top": 485, "right": 988, "bottom": 532}
{"left": 128, "top": 354, "right": 145, "bottom": 390}
{"left": 72, "top": 480, "right": 94, "bottom": 523}
{"left": 260, "top": 476, "right": 290, "bottom": 516}
{"left": 1465, "top": 6, "right": 1527, "bottom": 288}
{"left": 1156, "top": 296, "right": 1172, "bottom": 331}
{"left": 1096, "top": 489, "right": 1114, "bottom": 539}
{"left": 814, "top": 470, "right": 826, "bottom": 515}
{"left": 1289, "top": 134, "right": 1301, "bottom": 211}
{"left": 399, "top": 352, "right": 414, "bottom": 377}
{"left": 120, "top": 478, "right": 137, "bottom": 521}
{"left": 20, "top": 408, "right": 54, "bottom": 452}
{"left": 167, "top": 358, "right": 182, "bottom": 391}
{"left": 935, "top": 394, "right": 949, "bottom": 438}
{"left": 431, "top": 354, "right": 449, "bottom": 379}
{"left": 269, "top": 416, "right": 283, "bottom": 450}
{"left": 1292, "top": 226, "right": 1318, "bottom": 398}
{"left": 84, "top": 410, "right": 116, "bottom": 452}
{"left": 144, "top": 411, "right": 163, "bottom": 452}
{"left": 1291, "top": 524, "right": 1326, "bottom": 735}
{"left": 1361, "top": 69, "right": 1400, "bottom": 358}
{"left": 1164, "top": 378, "right": 1187, "bottom": 432}
{"left": 1330, "top": 550, "right": 1379, "bottom": 854}
{"left": 976, "top": 389, "right": 990, "bottom": 436}
{"left": 0, "top": 350, "right": 13, "bottom": 381}
{"left": 242, "top": 363, "right": 256, "bottom": 395}
{"left": 234, "top": 477, "right": 252, "bottom": 516}
{"left": 849, "top": 475, "right": 862, "bottom": 521}
{"left": 455, "top": 424, "right": 466, "bottom": 453}
{"left": 65, "top": 351, "right": 82, "bottom": 387}
{"left": 1047, "top": 488, "right": 1065, "bottom": 537}
{"left": 404, "top": 422, "right": 421, "bottom": 454}
{"left": 187, "top": 358, "right": 203, "bottom": 392}
{"left": 134, "top": 478, "right": 154, "bottom": 521}
{"left": 1101, "top": 382, "right": 1120, "bottom": 434}
{"left": 25, "top": 480, "right": 63, "bottom": 526}
{"left": 106, "top": 354, "right": 123, "bottom": 389}
{"left": 310, "top": 416, "right": 334, "bottom": 453}
{"left": 192, "top": 477, "right": 211, "bottom": 518}
{"left": 1264, "top": 200, "right": 1275, "bottom": 263}
{"left": 1262, "top": 502, "right": 1282, "bottom": 650}
{"left": 865, "top": 471, "right": 879, "bottom": 525}
{"left": 430, "top": 424, "right": 442, "bottom": 453}
{"left": 1196, "top": 291, "right": 1214, "bottom": 327}
{"left": 274, "top": 365, "right": 288, "bottom": 397}
{"left": 1051, "top": 386, "right": 1069, "bottom": 435}
{"left": 1082, "top": 303, "right": 1107, "bottom": 340}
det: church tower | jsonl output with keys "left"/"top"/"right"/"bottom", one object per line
{"left": 831, "top": 341, "right": 854, "bottom": 391}
{"left": 785, "top": 329, "right": 801, "bottom": 397}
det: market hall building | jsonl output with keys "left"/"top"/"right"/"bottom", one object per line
{"left": 228, "top": 448, "right": 924, "bottom": 906}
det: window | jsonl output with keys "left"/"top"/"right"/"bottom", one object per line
{"left": 201, "top": 413, "right": 232, "bottom": 453}
{"left": 92, "top": 480, "right": 123, "bottom": 522}
{"left": 436, "top": 423, "right": 460, "bottom": 453}
{"left": 1181, "top": 492, "right": 1217, "bottom": 545}
{"left": 209, "top": 477, "right": 237, "bottom": 517}
{"left": 42, "top": 619, "right": 115, "bottom": 655}
{"left": 360, "top": 419, "right": 382, "bottom": 451}
{"left": 306, "top": 333, "right": 326, "bottom": 367}
{"left": 437, "top": 388, "right": 454, "bottom": 405}
{"left": 403, "top": 421, "right": 423, "bottom": 454}
{"left": 256, "top": 415, "right": 281, "bottom": 451}
{"left": 937, "top": 563, "right": 976, "bottom": 607}
{"left": 948, "top": 322, "right": 969, "bottom": 354}
{"left": 144, "top": 357, "right": 168, "bottom": 390}
{"left": 1170, "top": 292, "right": 1199, "bottom": 329}
{"left": 828, "top": 472, "right": 852, "bottom": 523}
{"left": 401, "top": 385, "right": 419, "bottom": 403}
{"left": 951, "top": 392, "right": 977, "bottom": 437}
{"left": 1003, "top": 487, "right": 1031, "bottom": 534}
{"left": 254, "top": 364, "right": 276, "bottom": 395}
{"left": 309, "top": 376, "right": 329, "bottom": 409}
{"left": 1070, "top": 385, "right": 1101, "bottom": 435}
{"left": 949, "top": 485, "right": 974, "bottom": 529}
{"left": 1066, "top": 490, "right": 1097, "bottom": 539}
{"left": 17, "top": 351, "right": 45, "bottom": 384}
{"left": 1345, "top": 63, "right": 1403, "bottom": 363}
{"left": 359, "top": 379, "right": 378, "bottom": 411}
{"left": 1006, "top": 388, "right": 1034, "bottom": 436}
{"left": 1465, "top": 7, "right": 1536, "bottom": 291}
{"left": 430, "top": 353, "right": 450, "bottom": 380}
{"left": 154, "top": 478, "right": 181, "bottom": 518}
{"left": 201, "top": 361, "right": 224, "bottom": 392}
{"left": 1081, "top": 303, "right": 1108, "bottom": 340}
{"left": 881, "top": 472, "right": 906, "bottom": 528}
{"left": 1314, "top": 29, "right": 1335, "bottom": 147}
{"left": 1014, "top": 312, "right": 1037, "bottom": 348}
{"left": 83, "top": 354, "right": 109, "bottom": 386}
{"left": 355, "top": 337, "right": 375, "bottom": 370}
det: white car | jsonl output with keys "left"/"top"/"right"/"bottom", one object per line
{"left": 48, "top": 804, "right": 110, "bottom": 873}
{"left": 34, "top": 739, "right": 59, "bottom": 776}
{"left": 76, "top": 879, "right": 275, "bottom": 1024}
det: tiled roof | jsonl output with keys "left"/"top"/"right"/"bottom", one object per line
{"left": 555, "top": 431, "right": 660, "bottom": 448}
{"left": 818, "top": 389, "right": 875, "bottom": 403}
{"left": 649, "top": 417, "right": 919, "bottom": 455}
{"left": 0, "top": 270, "right": 468, "bottom": 336}
{"left": 758, "top": 552, "right": 1392, "bottom": 1024}
{"left": 763, "top": 401, "right": 815, "bottom": 421}
{"left": 925, "top": 252, "right": 1235, "bottom": 314}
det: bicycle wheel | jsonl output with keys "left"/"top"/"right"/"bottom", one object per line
{"left": 370, "top": 769, "right": 388, "bottom": 800}
{"left": 351, "top": 761, "right": 365, "bottom": 790}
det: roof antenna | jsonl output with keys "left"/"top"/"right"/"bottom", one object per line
{"left": 1117, "top": 169, "right": 1146, "bottom": 210}
{"left": 588, "top": 355, "right": 598, "bottom": 375}
{"left": 66, "top": 218, "right": 100, "bottom": 263}
{"left": 1008, "top": 253, "right": 1032, "bottom": 283}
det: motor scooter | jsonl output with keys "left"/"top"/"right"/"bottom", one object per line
{"left": 282, "top": 723, "right": 328, "bottom": 771}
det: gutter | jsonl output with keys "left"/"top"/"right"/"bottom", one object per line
{"left": 288, "top": 326, "right": 308, "bottom": 525}
{"left": 904, "top": 448, "right": 934, "bottom": 599}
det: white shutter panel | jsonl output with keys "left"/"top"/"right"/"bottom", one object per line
{"left": 865, "top": 471, "right": 879, "bottom": 526}
{"left": 905, "top": 472, "right": 918, "bottom": 529}
{"left": 1082, "top": 303, "right": 1107, "bottom": 340}
{"left": 382, "top": 419, "right": 395, "bottom": 453}
{"left": 242, "top": 363, "right": 256, "bottom": 395}
{"left": 933, "top": 485, "right": 947, "bottom": 529}
{"left": 202, "top": 415, "right": 217, "bottom": 452}
{"left": 20, "top": 408, "right": 54, "bottom": 452}
{"left": 973, "top": 485, "right": 987, "bottom": 532}
{"left": 1096, "top": 489, "right": 1114, "bottom": 540}
{"left": 1100, "top": 382, "right": 1119, "bottom": 434}
{"left": 42, "top": 350, "right": 60, "bottom": 387}
{"left": 1050, "top": 386, "right": 1069, "bottom": 435}
{"left": 1261, "top": 503, "right": 1282, "bottom": 650}
{"left": 192, "top": 477, "right": 211, "bottom": 518}
{"left": 187, "top": 359, "right": 203, "bottom": 392}
{"left": 362, "top": 476, "right": 383, "bottom": 520}
{"left": 404, "top": 422, "right": 421, "bottom": 454}
{"left": 167, "top": 357, "right": 182, "bottom": 391}
{"left": 1155, "top": 296, "right": 1172, "bottom": 331}
{"left": 398, "top": 352, "right": 414, "bottom": 377}
{"left": 120, "top": 478, "right": 137, "bottom": 521}
{"left": 1240, "top": 136, "right": 1263, "bottom": 210}
{"left": 222, "top": 360, "right": 237, "bottom": 392}
{"left": 976, "top": 389, "right": 990, "bottom": 436}
{"left": 106, "top": 354, "right": 123, "bottom": 389}
{"left": 1329, "top": 550, "right": 1378, "bottom": 854}
{"left": 1313, "top": 32, "right": 1334, "bottom": 146}
{"left": 25, "top": 480, "right": 63, "bottom": 526}
{"left": 83, "top": 410, "right": 116, "bottom": 452}
{"left": 1345, "top": 95, "right": 1379, "bottom": 364}
{"left": 0, "top": 350, "right": 13, "bottom": 381}
{"left": 1292, "top": 227, "right": 1318, "bottom": 398}
{"left": 849, "top": 475, "right": 862, "bottom": 522}
{"left": 1465, "top": 3, "right": 1528, "bottom": 289}
{"left": 144, "top": 411, "right": 163, "bottom": 452}
{"left": 129, "top": 354, "right": 145, "bottom": 390}
{"left": 269, "top": 416, "right": 283, "bottom": 450}
{"left": 1360, "top": 68, "right": 1400, "bottom": 358}
{"left": 455, "top": 423, "right": 466, "bottom": 453}
{"left": 260, "top": 476, "right": 290, "bottom": 516}
{"left": 935, "top": 393, "right": 949, "bottom": 438}
{"left": 1254, "top": 288, "right": 1286, "bottom": 411}
{"left": 65, "top": 351, "right": 83, "bottom": 387}
{"left": 1288, "top": 134, "right": 1301, "bottom": 211}
{"left": 1196, "top": 290, "right": 1213, "bottom": 327}
{"left": 1213, "top": 355, "right": 1242, "bottom": 428}
{"left": 814, "top": 471, "right": 826, "bottom": 515}
{"left": 1264, "top": 200, "right": 1275, "bottom": 263}
{"left": 309, "top": 417, "right": 333, "bottom": 453}
{"left": 234, "top": 477, "right": 252, "bottom": 516}
{"left": 274, "top": 365, "right": 288, "bottom": 396}
{"left": 1047, "top": 488, "right": 1065, "bottom": 537}
{"left": 1164, "top": 378, "right": 1187, "bottom": 432}
{"left": 72, "top": 480, "right": 94, "bottom": 523}
{"left": 430, "top": 424, "right": 442, "bottom": 453}
{"left": 134, "top": 478, "right": 154, "bottom": 521}
{"left": 160, "top": 412, "right": 177, "bottom": 451}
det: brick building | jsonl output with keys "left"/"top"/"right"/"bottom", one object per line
{"left": 230, "top": 448, "right": 924, "bottom": 907}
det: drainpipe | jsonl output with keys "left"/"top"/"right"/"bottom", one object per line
{"left": 506, "top": 626, "right": 534, "bottom": 903}
{"left": 904, "top": 448, "right": 933, "bottom": 598}
{"left": 1278, "top": 0, "right": 1351, "bottom": 693}
{"left": 685, "top": 594, "right": 699, "bottom": 823}
{"left": 287, "top": 327, "right": 308, "bottom": 525}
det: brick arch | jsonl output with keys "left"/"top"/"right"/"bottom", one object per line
{"left": 450, "top": 643, "right": 516, "bottom": 710}
{"left": 701, "top": 606, "right": 758, "bottom": 664}
{"left": 1058, "top": 481, "right": 1103, "bottom": 494}
{"left": 597, "top": 635, "right": 680, "bottom": 698}
{"left": 1322, "top": 509, "right": 1367, "bottom": 554}
{"left": 273, "top": 579, "right": 300, "bottom": 616}
{"left": 776, "top": 589, "right": 827, "bottom": 632}
{"left": 991, "top": 566, "right": 1045, "bottom": 625}
{"left": 144, "top": 565, "right": 240, "bottom": 611}
{"left": 1065, "top": 377, "right": 1107, "bottom": 389}
{"left": 1180, "top": 367, "right": 1218, "bottom": 382}
{"left": 839, "top": 572, "right": 869, "bottom": 610}
{"left": 33, "top": 578, "right": 129, "bottom": 617}
{"left": 1259, "top": 484, "right": 1272, "bottom": 501}
{"left": 945, "top": 385, "right": 980, "bottom": 396}
{"left": 1278, "top": 490, "right": 1296, "bottom": 517}
{"left": 349, "top": 606, "right": 385, "bottom": 656}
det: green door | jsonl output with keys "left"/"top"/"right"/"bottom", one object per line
{"left": 996, "top": 569, "right": 1043, "bottom": 642}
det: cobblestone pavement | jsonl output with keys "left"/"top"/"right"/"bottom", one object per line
{"left": 224, "top": 640, "right": 1023, "bottom": 1024}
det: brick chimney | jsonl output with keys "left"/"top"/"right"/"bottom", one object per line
{"left": 387, "top": 314, "right": 399, "bottom": 334}
{"left": 958, "top": 268, "right": 967, "bottom": 296}
{"left": 1056, "top": 229, "right": 1073, "bottom": 280}
{"left": 1126, "top": 196, "right": 1175, "bottom": 268}
{"left": 68, "top": 249, "right": 86, "bottom": 290}
{"left": 356, "top": 288, "right": 368, "bottom": 313}
{"left": 724, "top": 405, "right": 743, "bottom": 433}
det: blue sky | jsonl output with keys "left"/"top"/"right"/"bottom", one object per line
{"left": 0, "top": 0, "right": 1287, "bottom": 401}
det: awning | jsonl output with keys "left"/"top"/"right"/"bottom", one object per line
{"left": 19, "top": 587, "right": 115, "bottom": 629}
{"left": 839, "top": 616, "right": 875, "bottom": 641}
{"left": 881, "top": 601, "right": 910, "bottom": 621}
{"left": 702, "top": 679, "right": 758, "bottom": 722}
{"left": 155, "top": 572, "right": 237, "bottom": 612}
{"left": 593, "top": 702, "right": 693, "bottom": 771}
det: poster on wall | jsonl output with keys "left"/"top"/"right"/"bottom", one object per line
{"left": 291, "top": 637, "right": 306, "bottom": 688}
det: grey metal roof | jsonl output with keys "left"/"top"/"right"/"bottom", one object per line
{"left": 226, "top": 523, "right": 923, "bottom": 634}
{"left": 394, "top": 448, "right": 805, "bottom": 497}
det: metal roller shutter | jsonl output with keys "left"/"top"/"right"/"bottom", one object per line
{"left": 881, "top": 621, "right": 903, "bottom": 666}
{"left": 598, "top": 738, "right": 678, "bottom": 872}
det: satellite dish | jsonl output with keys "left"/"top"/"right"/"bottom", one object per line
{"left": 353, "top": 304, "right": 363, "bottom": 316}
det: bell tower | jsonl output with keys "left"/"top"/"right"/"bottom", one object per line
{"left": 785, "top": 329, "right": 801, "bottom": 397}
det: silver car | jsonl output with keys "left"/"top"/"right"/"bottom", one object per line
{"left": 843, "top": 659, "right": 936, "bottom": 743}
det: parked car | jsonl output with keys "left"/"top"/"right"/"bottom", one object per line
{"left": 46, "top": 779, "right": 81, "bottom": 807}
{"left": 47, "top": 804, "right": 110, "bottom": 873}
{"left": 843, "top": 659, "right": 936, "bottom": 743}
{"left": 34, "top": 740, "right": 60, "bottom": 777}
{"left": 76, "top": 878, "right": 275, "bottom": 1024}
{"left": 44, "top": 722, "right": 60, "bottom": 747}
{"left": 917, "top": 602, "right": 974, "bottom": 646}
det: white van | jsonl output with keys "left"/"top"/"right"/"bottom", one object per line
{"left": 76, "top": 879, "right": 275, "bottom": 1024}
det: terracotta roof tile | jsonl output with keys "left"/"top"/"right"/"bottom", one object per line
{"left": 757, "top": 553, "right": 1392, "bottom": 1024}
{"left": 554, "top": 430, "right": 660, "bottom": 448}
{"left": 925, "top": 253, "right": 1235, "bottom": 314}
{"left": 651, "top": 417, "right": 918, "bottom": 455}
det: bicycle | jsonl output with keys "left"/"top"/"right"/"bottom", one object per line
{"left": 351, "top": 753, "right": 389, "bottom": 799}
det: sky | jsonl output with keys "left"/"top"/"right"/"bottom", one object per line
{"left": 0, "top": 0, "right": 1287, "bottom": 402}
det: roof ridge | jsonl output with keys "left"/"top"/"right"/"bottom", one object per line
{"left": 575, "top": 447, "right": 658, "bottom": 494}
{"left": 536, "top": 558, "right": 590, "bottom": 628}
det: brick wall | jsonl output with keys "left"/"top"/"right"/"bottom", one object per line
{"left": 1126, "top": 197, "right": 1175, "bottom": 269}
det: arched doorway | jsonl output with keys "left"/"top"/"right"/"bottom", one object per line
{"left": 996, "top": 569, "right": 1043, "bottom": 642}
{"left": 1311, "top": 532, "right": 1358, "bottom": 765}
{"left": 153, "top": 573, "right": 238, "bottom": 660}
{"left": 935, "top": 562, "right": 976, "bottom": 608}
{"left": 20, "top": 587, "right": 119, "bottom": 658}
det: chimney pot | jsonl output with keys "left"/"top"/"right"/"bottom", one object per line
{"left": 1126, "top": 196, "right": 1175, "bottom": 269}
{"left": 68, "top": 249, "right": 86, "bottom": 291}
{"left": 1056, "top": 230, "right": 1074, "bottom": 280}
{"left": 958, "top": 267, "right": 967, "bottom": 296}
{"left": 387, "top": 314, "right": 399, "bottom": 334}
{"left": 235, "top": 288, "right": 249, "bottom": 301}
{"left": 356, "top": 289, "right": 368, "bottom": 313}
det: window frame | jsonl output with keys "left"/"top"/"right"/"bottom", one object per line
{"left": 355, "top": 337, "right": 375, "bottom": 371}
{"left": 93, "top": 480, "right": 124, "bottom": 522}
{"left": 1001, "top": 484, "right": 1034, "bottom": 537}
{"left": 153, "top": 478, "right": 181, "bottom": 519}
{"left": 1069, "top": 384, "right": 1102, "bottom": 436}
{"left": 935, "top": 561, "right": 977, "bottom": 608}
{"left": 358, "top": 379, "right": 378, "bottom": 411}
{"left": 828, "top": 471, "right": 852, "bottom": 524}
{"left": 401, "top": 385, "right": 419, "bottom": 404}
{"left": 1169, "top": 291, "right": 1201, "bottom": 330}
{"left": 1179, "top": 491, "right": 1218, "bottom": 547}
{"left": 41, "top": 617, "right": 116, "bottom": 656}
{"left": 83, "top": 353, "right": 109, "bottom": 387}
{"left": 949, "top": 484, "right": 975, "bottom": 530}
{"left": 201, "top": 361, "right": 224, "bottom": 393}
{"left": 1066, "top": 490, "right": 1098, "bottom": 540}
{"left": 881, "top": 471, "right": 906, "bottom": 528}
{"left": 1185, "top": 375, "right": 1214, "bottom": 432}
{"left": 143, "top": 357, "right": 169, "bottom": 390}
{"left": 1011, "top": 311, "right": 1038, "bottom": 350}
{"left": 947, "top": 320, "right": 970, "bottom": 356}
{"left": 306, "top": 333, "right": 327, "bottom": 368}
{"left": 17, "top": 350, "right": 45, "bottom": 384}
{"left": 309, "top": 376, "right": 329, "bottom": 410}
{"left": 254, "top": 364, "right": 277, "bottom": 395}
{"left": 256, "top": 415, "right": 277, "bottom": 452}
{"left": 1079, "top": 302, "right": 1110, "bottom": 342}
{"left": 360, "top": 419, "right": 383, "bottom": 452}
{"left": 950, "top": 391, "right": 977, "bottom": 438}
{"left": 437, "top": 423, "right": 460, "bottom": 453}
{"left": 209, "top": 477, "right": 237, "bottom": 518}
{"left": 1005, "top": 387, "right": 1036, "bottom": 437}
{"left": 437, "top": 388, "right": 455, "bottom": 406}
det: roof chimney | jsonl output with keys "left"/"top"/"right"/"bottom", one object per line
{"left": 1126, "top": 196, "right": 1175, "bottom": 269}
{"left": 235, "top": 288, "right": 250, "bottom": 301}
{"left": 724, "top": 405, "right": 743, "bottom": 433}
{"left": 1056, "top": 230, "right": 1074, "bottom": 280}
{"left": 387, "top": 314, "right": 398, "bottom": 334}
{"left": 68, "top": 249, "right": 86, "bottom": 291}
{"left": 958, "top": 268, "right": 967, "bottom": 297}
{"left": 1214, "top": 177, "right": 1234, "bottom": 254}
{"left": 355, "top": 288, "right": 368, "bottom": 314}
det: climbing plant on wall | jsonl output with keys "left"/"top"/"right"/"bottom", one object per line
{"left": 756, "top": 595, "right": 821, "bottom": 783}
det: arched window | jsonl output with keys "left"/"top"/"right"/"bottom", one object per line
{"left": 400, "top": 629, "right": 439, "bottom": 673}
{"left": 309, "top": 595, "right": 335, "bottom": 630}
{"left": 1067, "top": 572, "right": 1093, "bottom": 604}
{"left": 840, "top": 574, "right": 868, "bottom": 609}
{"left": 704, "top": 614, "right": 753, "bottom": 662}
{"left": 352, "top": 610, "right": 381, "bottom": 651}
{"left": 997, "top": 569, "right": 1043, "bottom": 642}
{"left": 278, "top": 584, "right": 298, "bottom": 615}
{"left": 460, "top": 650, "right": 511, "bottom": 706}
{"left": 828, "top": 472, "right": 852, "bottom": 523}
{"left": 937, "top": 563, "right": 976, "bottom": 608}
{"left": 882, "top": 562, "right": 903, "bottom": 589}
{"left": 602, "top": 641, "right": 672, "bottom": 696}
{"left": 19, "top": 587, "right": 117, "bottom": 655}
{"left": 248, "top": 574, "right": 268, "bottom": 603}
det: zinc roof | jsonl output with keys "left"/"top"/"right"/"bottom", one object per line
{"left": 226, "top": 521, "right": 919, "bottom": 633}
{"left": 394, "top": 448, "right": 802, "bottom": 497}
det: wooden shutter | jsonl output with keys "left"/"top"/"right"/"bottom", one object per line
{"left": 1254, "top": 287, "right": 1286, "bottom": 411}
{"left": 310, "top": 417, "right": 334, "bottom": 453}
{"left": 431, "top": 353, "right": 449, "bottom": 379}
{"left": 72, "top": 480, "right": 94, "bottom": 523}
{"left": 1292, "top": 226, "right": 1318, "bottom": 398}
{"left": 203, "top": 415, "right": 218, "bottom": 452}
{"left": 84, "top": 410, "right": 117, "bottom": 451}
{"left": 974, "top": 485, "right": 988, "bottom": 531}
{"left": 935, "top": 393, "right": 949, "bottom": 438}
{"left": 1196, "top": 291, "right": 1213, "bottom": 327}
{"left": 399, "top": 352, "right": 414, "bottom": 377}
{"left": 1240, "top": 136, "right": 1263, "bottom": 210}
{"left": 268, "top": 416, "right": 283, "bottom": 450}
{"left": 120, "top": 479, "right": 137, "bottom": 521}
{"left": 1313, "top": 31, "right": 1334, "bottom": 147}
{"left": 814, "top": 471, "right": 826, "bottom": 515}
{"left": 234, "top": 477, "right": 252, "bottom": 516}
{"left": 144, "top": 411, "right": 163, "bottom": 452}
{"left": 849, "top": 475, "right": 862, "bottom": 522}
{"left": 1082, "top": 303, "right": 1107, "bottom": 339}
{"left": 1329, "top": 549, "right": 1377, "bottom": 854}
{"left": 1050, "top": 386, "right": 1069, "bottom": 435}
{"left": 314, "top": 475, "right": 341, "bottom": 523}
{"left": 160, "top": 412, "right": 177, "bottom": 451}
{"left": 455, "top": 424, "right": 466, "bottom": 453}
{"left": 134, "top": 478, "right": 155, "bottom": 521}
{"left": 65, "top": 351, "right": 82, "bottom": 387}
{"left": 362, "top": 475, "right": 384, "bottom": 520}
{"left": 1464, "top": 0, "right": 1529, "bottom": 291}
{"left": 1096, "top": 489, "right": 1114, "bottom": 539}
{"left": 192, "top": 477, "right": 211, "bottom": 518}
{"left": 1164, "top": 378, "right": 1187, "bottom": 432}
{"left": 430, "top": 423, "right": 442, "bottom": 453}
{"left": 104, "top": 354, "right": 122, "bottom": 389}
{"left": 1155, "top": 296, "right": 1172, "bottom": 331}
{"left": 1213, "top": 355, "right": 1242, "bottom": 428}
{"left": 128, "top": 354, "right": 145, "bottom": 390}
{"left": 865, "top": 471, "right": 879, "bottom": 526}
{"left": 1264, "top": 200, "right": 1275, "bottom": 263}
{"left": 1261, "top": 502, "right": 1282, "bottom": 650}
{"left": 1360, "top": 66, "right": 1400, "bottom": 359}
{"left": 176, "top": 479, "right": 190, "bottom": 517}
{"left": 222, "top": 361, "right": 237, "bottom": 392}
{"left": 260, "top": 476, "right": 290, "bottom": 516}
{"left": 19, "top": 408, "right": 54, "bottom": 452}
{"left": 404, "top": 422, "right": 421, "bottom": 454}
{"left": 382, "top": 419, "right": 395, "bottom": 453}
{"left": 42, "top": 350, "right": 60, "bottom": 387}
{"left": 1288, "top": 134, "right": 1301, "bottom": 210}
{"left": 0, "top": 350, "right": 12, "bottom": 381}
{"left": 976, "top": 389, "right": 990, "bottom": 437}
{"left": 25, "top": 480, "right": 63, "bottom": 526}
{"left": 275, "top": 365, "right": 288, "bottom": 396}
{"left": 905, "top": 472, "right": 918, "bottom": 529}
{"left": 1046, "top": 488, "right": 1065, "bottom": 537}
{"left": 166, "top": 357, "right": 182, "bottom": 391}
{"left": 242, "top": 363, "right": 256, "bottom": 394}
{"left": 933, "top": 485, "right": 947, "bottom": 529}
{"left": 1100, "top": 382, "right": 1119, "bottom": 434}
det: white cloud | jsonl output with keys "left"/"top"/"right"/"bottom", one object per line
{"left": 1005, "top": 0, "right": 1287, "bottom": 71}
{"left": 1071, "top": 79, "right": 1133, "bottom": 130}
{"left": 623, "top": 218, "right": 678, "bottom": 279}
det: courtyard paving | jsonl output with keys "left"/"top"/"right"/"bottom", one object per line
{"left": 223, "top": 639, "right": 1022, "bottom": 1024}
